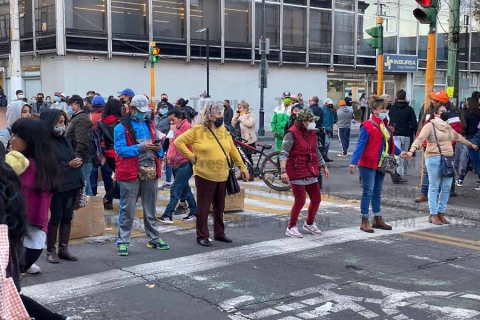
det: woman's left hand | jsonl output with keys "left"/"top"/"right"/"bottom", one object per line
{"left": 323, "top": 167, "right": 330, "bottom": 180}
{"left": 240, "top": 171, "right": 250, "bottom": 181}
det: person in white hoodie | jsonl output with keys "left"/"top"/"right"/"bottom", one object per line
{"left": 271, "top": 91, "right": 292, "bottom": 151}
{"left": 0, "top": 102, "right": 32, "bottom": 150}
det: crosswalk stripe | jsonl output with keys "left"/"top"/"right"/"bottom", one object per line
{"left": 410, "top": 231, "right": 480, "bottom": 246}
{"left": 402, "top": 233, "right": 480, "bottom": 251}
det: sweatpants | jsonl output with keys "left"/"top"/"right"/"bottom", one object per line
{"left": 117, "top": 179, "right": 160, "bottom": 246}
{"left": 338, "top": 128, "right": 351, "bottom": 155}
{"left": 20, "top": 248, "right": 43, "bottom": 273}
{"left": 289, "top": 182, "right": 321, "bottom": 229}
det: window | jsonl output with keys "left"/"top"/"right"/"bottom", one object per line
{"left": 399, "top": 20, "right": 417, "bottom": 55}
{"left": 35, "top": 0, "right": 55, "bottom": 36}
{"left": 255, "top": 2, "right": 280, "bottom": 48}
{"left": 334, "top": 11, "right": 355, "bottom": 55}
{"left": 153, "top": 0, "right": 185, "bottom": 41}
{"left": 357, "top": 15, "right": 375, "bottom": 56}
{"left": 112, "top": 0, "right": 148, "bottom": 39}
{"left": 19, "top": 0, "right": 33, "bottom": 38}
{"left": 65, "top": 0, "right": 107, "bottom": 36}
{"left": 335, "top": 0, "right": 354, "bottom": 12}
{"left": 0, "top": 2, "right": 9, "bottom": 41}
{"left": 311, "top": 0, "right": 332, "bottom": 9}
{"left": 191, "top": 0, "right": 221, "bottom": 43}
{"left": 225, "top": 0, "right": 250, "bottom": 46}
{"left": 309, "top": 9, "right": 331, "bottom": 54}
{"left": 283, "top": 6, "right": 306, "bottom": 51}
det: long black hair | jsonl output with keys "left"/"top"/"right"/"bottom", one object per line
{"left": 466, "top": 97, "right": 480, "bottom": 115}
{"left": 11, "top": 118, "right": 61, "bottom": 192}
{"left": 102, "top": 98, "right": 123, "bottom": 119}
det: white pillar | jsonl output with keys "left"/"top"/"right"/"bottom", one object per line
{"left": 9, "top": 0, "right": 23, "bottom": 98}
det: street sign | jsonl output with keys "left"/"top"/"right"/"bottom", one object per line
{"left": 447, "top": 86, "right": 454, "bottom": 97}
{"left": 383, "top": 54, "right": 418, "bottom": 72}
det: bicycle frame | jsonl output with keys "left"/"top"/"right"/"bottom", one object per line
{"left": 233, "top": 140, "right": 266, "bottom": 176}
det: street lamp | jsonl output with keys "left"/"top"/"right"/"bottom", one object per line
{"left": 196, "top": 27, "right": 210, "bottom": 97}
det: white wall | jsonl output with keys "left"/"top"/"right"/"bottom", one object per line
{"left": 39, "top": 54, "right": 328, "bottom": 131}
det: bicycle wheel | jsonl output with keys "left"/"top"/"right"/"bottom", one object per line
{"left": 260, "top": 151, "right": 291, "bottom": 191}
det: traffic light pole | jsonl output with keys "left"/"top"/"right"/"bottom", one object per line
{"left": 424, "top": 29, "right": 436, "bottom": 115}
{"left": 151, "top": 61, "right": 155, "bottom": 110}
{"left": 258, "top": 0, "right": 266, "bottom": 137}
{"left": 377, "top": 20, "right": 384, "bottom": 96}
{"left": 446, "top": 0, "right": 460, "bottom": 104}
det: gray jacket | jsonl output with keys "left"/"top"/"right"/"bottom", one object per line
{"left": 336, "top": 107, "right": 353, "bottom": 129}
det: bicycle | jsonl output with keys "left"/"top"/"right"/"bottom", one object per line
{"left": 232, "top": 135, "right": 291, "bottom": 191}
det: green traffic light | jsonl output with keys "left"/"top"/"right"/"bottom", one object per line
{"left": 365, "top": 26, "right": 383, "bottom": 53}
{"left": 366, "top": 27, "right": 382, "bottom": 38}
{"left": 150, "top": 56, "right": 160, "bottom": 63}
{"left": 413, "top": 7, "right": 437, "bottom": 25}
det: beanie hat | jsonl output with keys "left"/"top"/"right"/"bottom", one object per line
{"left": 338, "top": 100, "right": 346, "bottom": 106}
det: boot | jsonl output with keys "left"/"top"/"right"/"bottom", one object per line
{"left": 372, "top": 216, "right": 392, "bottom": 230}
{"left": 391, "top": 173, "right": 407, "bottom": 184}
{"left": 438, "top": 213, "right": 450, "bottom": 224}
{"left": 58, "top": 224, "right": 78, "bottom": 261}
{"left": 414, "top": 194, "right": 428, "bottom": 203}
{"left": 46, "top": 225, "right": 60, "bottom": 264}
{"left": 360, "top": 217, "right": 374, "bottom": 233}
{"left": 429, "top": 215, "right": 443, "bottom": 225}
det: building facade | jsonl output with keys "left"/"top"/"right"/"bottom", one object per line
{"left": 0, "top": 0, "right": 479, "bottom": 128}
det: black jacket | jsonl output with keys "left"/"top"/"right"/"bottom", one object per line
{"left": 66, "top": 110, "right": 94, "bottom": 163}
{"left": 464, "top": 112, "right": 480, "bottom": 139}
{"left": 97, "top": 115, "right": 120, "bottom": 155}
{"left": 309, "top": 104, "right": 325, "bottom": 131}
{"left": 40, "top": 110, "right": 83, "bottom": 192}
{"left": 388, "top": 101, "right": 418, "bottom": 136}
{"left": 224, "top": 106, "right": 234, "bottom": 127}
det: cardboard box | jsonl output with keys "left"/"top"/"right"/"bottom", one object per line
{"left": 209, "top": 188, "right": 245, "bottom": 213}
{"left": 70, "top": 196, "right": 106, "bottom": 239}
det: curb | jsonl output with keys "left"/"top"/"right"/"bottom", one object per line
{"left": 330, "top": 192, "right": 480, "bottom": 222}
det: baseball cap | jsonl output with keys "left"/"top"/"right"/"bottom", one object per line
{"left": 117, "top": 88, "right": 135, "bottom": 97}
{"left": 296, "top": 109, "right": 319, "bottom": 122}
{"left": 339, "top": 100, "right": 346, "bottom": 106}
{"left": 130, "top": 95, "right": 150, "bottom": 112}
{"left": 66, "top": 95, "right": 84, "bottom": 105}
{"left": 282, "top": 91, "right": 291, "bottom": 99}
{"left": 92, "top": 96, "right": 105, "bottom": 108}
{"left": 430, "top": 91, "right": 449, "bottom": 104}
{"left": 54, "top": 92, "right": 66, "bottom": 98}
{"left": 324, "top": 98, "right": 334, "bottom": 105}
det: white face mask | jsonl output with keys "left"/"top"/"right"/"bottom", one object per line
{"left": 17, "top": 94, "right": 24, "bottom": 100}
{"left": 307, "top": 122, "right": 316, "bottom": 130}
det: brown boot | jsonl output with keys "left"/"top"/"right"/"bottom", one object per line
{"left": 438, "top": 213, "right": 450, "bottom": 224}
{"left": 372, "top": 216, "right": 393, "bottom": 230}
{"left": 360, "top": 217, "right": 374, "bottom": 233}
{"left": 414, "top": 194, "right": 428, "bottom": 203}
{"left": 57, "top": 224, "right": 78, "bottom": 261}
{"left": 429, "top": 215, "right": 443, "bottom": 225}
{"left": 46, "top": 225, "right": 60, "bottom": 264}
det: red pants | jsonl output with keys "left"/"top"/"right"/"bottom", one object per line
{"left": 289, "top": 182, "right": 321, "bottom": 229}
{"left": 194, "top": 175, "right": 227, "bottom": 242}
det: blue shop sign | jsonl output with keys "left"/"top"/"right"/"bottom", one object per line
{"left": 383, "top": 54, "right": 418, "bottom": 72}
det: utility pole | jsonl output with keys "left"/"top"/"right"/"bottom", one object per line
{"left": 446, "top": 0, "right": 460, "bottom": 105}
{"left": 9, "top": 0, "right": 22, "bottom": 99}
{"left": 258, "top": 0, "right": 266, "bottom": 137}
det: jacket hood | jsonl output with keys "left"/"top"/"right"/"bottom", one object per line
{"left": 339, "top": 107, "right": 350, "bottom": 113}
{"left": 274, "top": 104, "right": 292, "bottom": 114}
{"left": 393, "top": 101, "right": 409, "bottom": 109}
{"left": 103, "top": 115, "right": 118, "bottom": 125}
{"left": 6, "top": 101, "right": 27, "bottom": 126}
{"left": 40, "top": 109, "right": 64, "bottom": 132}
{"left": 431, "top": 117, "right": 450, "bottom": 132}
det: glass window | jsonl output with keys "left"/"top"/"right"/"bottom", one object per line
{"left": 309, "top": 9, "right": 331, "bottom": 54}
{"left": 472, "top": 32, "right": 480, "bottom": 62}
{"left": 357, "top": 15, "right": 375, "bottom": 56}
{"left": 225, "top": 0, "right": 250, "bottom": 46}
{"left": 335, "top": 0, "right": 354, "bottom": 12}
{"left": 334, "top": 11, "right": 355, "bottom": 55}
{"left": 283, "top": 6, "right": 306, "bottom": 51}
{"left": 399, "top": 20, "right": 417, "bottom": 55}
{"left": 436, "top": 32, "right": 448, "bottom": 60}
{"left": 35, "top": 0, "right": 55, "bottom": 36}
{"left": 19, "top": 0, "right": 33, "bottom": 38}
{"left": 284, "top": 0, "right": 307, "bottom": 5}
{"left": 383, "top": 18, "right": 397, "bottom": 54}
{"left": 459, "top": 32, "right": 468, "bottom": 62}
{"left": 65, "top": 0, "right": 107, "bottom": 36}
{"left": 311, "top": 0, "right": 332, "bottom": 9}
{"left": 112, "top": 0, "right": 148, "bottom": 39}
{"left": 153, "top": 0, "right": 185, "bottom": 41}
{"left": 191, "top": 0, "right": 221, "bottom": 43}
{"left": 0, "top": 3, "right": 9, "bottom": 41}
{"left": 418, "top": 24, "right": 428, "bottom": 59}
{"left": 255, "top": 3, "right": 280, "bottom": 48}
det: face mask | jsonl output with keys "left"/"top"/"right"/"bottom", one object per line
{"left": 283, "top": 98, "right": 291, "bottom": 105}
{"left": 37, "top": 98, "right": 43, "bottom": 104}
{"left": 378, "top": 112, "right": 388, "bottom": 120}
{"left": 120, "top": 98, "right": 126, "bottom": 104}
{"left": 53, "top": 125, "right": 66, "bottom": 136}
{"left": 31, "top": 100, "right": 36, "bottom": 104}
{"left": 161, "top": 98, "right": 168, "bottom": 102}
{"left": 214, "top": 117, "right": 224, "bottom": 128}
{"left": 46, "top": 99, "right": 51, "bottom": 103}
{"left": 55, "top": 96, "right": 61, "bottom": 102}
{"left": 134, "top": 111, "right": 147, "bottom": 121}
{"left": 160, "top": 108, "right": 168, "bottom": 115}
{"left": 17, "top": 95, "right": 24, "bottom": 100}
{"left": 307, "top": 122, "right": 316, "bottom": 130}
{"left": 440, "top": 111, "right": 450, "bottom": 122}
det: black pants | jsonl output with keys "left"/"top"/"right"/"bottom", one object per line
{"left": 49, "top": 189, "right": 77, "bottom": 227}
{"left": 105, "top": 157, "right": 120, "bottom": 201}
{"left": 21, "top": 295, "right": 65, "bottom": 320}
{"left": 20, "top": 248, "right": 43, "bottom": 273}
{"left": 360, "top": 107, "right": 367, "bottom": 122}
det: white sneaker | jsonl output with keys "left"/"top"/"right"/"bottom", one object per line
{"left": 475, "top": 186, "right": 480, "bottom": 191}
{"left": 455, "top": 180, "right": 463, "bottom": 187}
{"left": 157, "top": 216, "right": 173, "bottom": 224}
{"left": 286, "top": 226, "right": 303, "bottom": 238}
{"left": 27, "top": 264, "right": 41, "bottom": 274}
{"left": 302, "top": 222, "right": 323, "bottom": 235}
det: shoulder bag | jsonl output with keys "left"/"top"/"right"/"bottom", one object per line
{"left": 207, "top": 128, "right": 241, "bottom": 195}
{"left": 431, "top": 124, "right": 456, "bottom": 178}
{"left": 369, "top": 119, "right": 398, "bottom": 175}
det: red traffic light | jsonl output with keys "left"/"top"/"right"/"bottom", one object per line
{"left": 151, "top": 47, "right": 160, "bottom": 55}
{"left": 415, "top": 0, "right": 432, "bottom": 7}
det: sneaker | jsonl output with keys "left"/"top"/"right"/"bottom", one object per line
{"left": 158, "top": 216, "right": 173, "bottom": 224}
{"left": 476, "top": 180, "right": 480, "bottom": 185}
{"left": 455, "top": 179, "right": 463, "bottom": 187}
{"left": 302, "top": 222, "right": 323, "bottom": 235}
{"left": 103, "top": 198, "right": 113, "bottom": 210}
{"left": 174, "top": 204, "right": 188, "bottom": 215}
{"left": 475, "top": 186, "right": 480, "bottom": 191}
{"left": 158, "top": 183, "right": 171, "bottom": 191}
{"left": 117, "top": 244, "right": 129, "bottom": 256}
{"left": 286, "top": 226, "right": 303, "bottom": 238}
{"left": 26, "top": 264, "right": 41, "bottom": 274}
{"left": 183, "top": 215, "right": 196, "bottom": 221}
{"left": 147, "top": 239, "right": 170, "bottom": 250}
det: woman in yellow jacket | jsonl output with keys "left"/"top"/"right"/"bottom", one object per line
{"left": 175, "top": 104, "right": 249, "bottom": 247}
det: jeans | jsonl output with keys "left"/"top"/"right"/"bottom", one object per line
{"left": 421, "top": 164, "right": 429, "bottom": 195}
{"left": 81, "top": 162, "right": 93, "bottom": 196}
{"left": 324, "top": 133, "right": 331, "bottom": 155}
{"left": 425, "top": 156, "right": 453, "bottom": 215}
{"left": 163, "top": 162, "right": 197, "bottom": 219}
{"left": 359, "top": 167, "right": 385, "bottom": 218}
{"left": 90, "top": 161, "right": 113, "bottom": 196}
{"left": 393, "top": 136, "right": 410, "bottom": 175}
{"left": 467, "top": 138, "right": 480, "bottom": 180}
{"left": 338, "top": 128, "right": 351, "bottom": 155}
{"left": 165, "top": 161, "right": 173, "bottom": 184}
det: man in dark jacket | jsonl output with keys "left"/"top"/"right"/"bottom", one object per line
{"left": 388, "top": 89, "right": 417, "bottom": 180}
{"left": 223, "top": 99, "right": 234, "bottom": 133}
{"left": 0, "top": 88, "right": 7, "bottom": 108}
{"left": 308, "top": 96, "right": 326, "bottom": 158}
{"left": 66, "top": 95, "right": 94, "bottom": 196}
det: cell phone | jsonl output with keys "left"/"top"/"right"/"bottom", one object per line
{"left": 153, "top": 139, "right": 162, "bottom": 145}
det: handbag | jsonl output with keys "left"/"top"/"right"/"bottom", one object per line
{"left": 0, "top": 225, "right": 31, "bottom": 320}
{"left": 431, "top": 124, "right": 456, "bottom": 178}
{"left": 369, "top": 119, "right": 398, "bottom": 175}
{"left": 73, "top": 182, "right": 88, "bottom": 210}
{"left": 138, "top": 166, "right": 158, "bottom": 181}
{"left": 207, "top": 128, "right": 241, "bottom": 195}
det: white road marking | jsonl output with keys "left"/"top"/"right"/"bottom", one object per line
{"left": 219, "top": 296, "right": 255, "bottom": 312}
{"left": 246, "top": 308, "right": 281, "bottom": 319}
{"left": 461, "top": 294, "right": 480, "bottom": 301}
{"left": 23, "top": 217, "right": 445, "bottom": 305}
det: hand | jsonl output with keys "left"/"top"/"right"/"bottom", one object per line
{"left": 472, "top": 144, "right": 479, "bottom": 151}
{"left": 349, "top": 165, "right": 358, "bottom": 175}
{"left": 69, "top": 157, "right": 82, "bottom": 169}
{"left": 402, "top": 151, "right": 412, "bottom": 160}
{"left": 145, "top": 143, "right": 161, "bottom": 152}
{"left": 273, "top": 132, "right": 278, "bottom": 138}
{"left": 281, "top": 172, "right": 289, "bottom": 184}
{"left": 190, "top": 156, "right": 197, "bottom": 164}
{"left": 323, "top": 167, "right": 330, "bottom": 180}
{"left": 240, "top": 171, "right": 250, "bottom": 181}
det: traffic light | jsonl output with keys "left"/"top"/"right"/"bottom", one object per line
{"left": 365, "top": 17, "right": 384, "bottom": 54}
{"left": 413, "top": 0, "right": 438, "bottom": 26}
{"left": 150, "top": 46, "right": 160, "bottom": 63}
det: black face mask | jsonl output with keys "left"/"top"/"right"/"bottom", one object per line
{"left": 440, "top": 111, "right": 450, "bottom": 121}
{"left": 120, "top": 98, "right": 126, "bottom": 104}
{"left": 161, "top": 98, "right": 168, "bottom": 102}
{"left": 37, "top": 98, "right": 43, "bottom": 104}
{"left": 214, "top": 117, "right": 224, "bottom": 128}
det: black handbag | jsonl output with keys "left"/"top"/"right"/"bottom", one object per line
{"left": 431, "top": 124, "right": 456, "bottom": 178}
{"left": 208, "top": 128, "right": 241, "bottom": 195}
